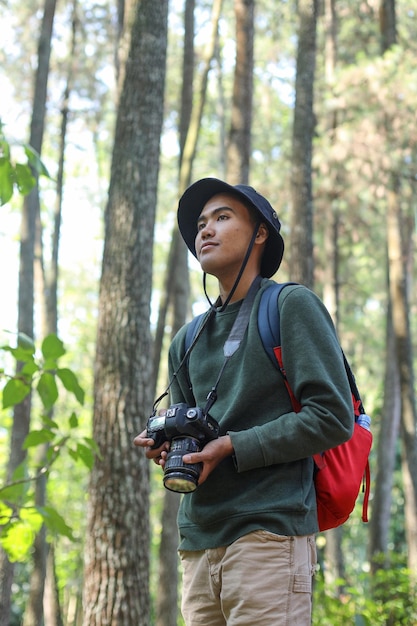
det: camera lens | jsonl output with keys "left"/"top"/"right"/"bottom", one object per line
{"left": 163, "top": 437, "right": 202, "bottom": 493}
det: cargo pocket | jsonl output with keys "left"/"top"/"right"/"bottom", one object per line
{"left": 293, "top": 574, "right": 312, "bottom": 594}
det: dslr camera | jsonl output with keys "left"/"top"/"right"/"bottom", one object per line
{"left": 146, "top": 402, "right": 219, "bottom": 493}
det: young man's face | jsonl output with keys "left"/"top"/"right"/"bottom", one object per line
{"left": 195, "top": 193, "right": 260, "bottom": 279}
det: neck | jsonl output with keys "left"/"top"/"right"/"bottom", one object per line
{"left": 218, "top": 268, "right": 261, "bottom": 305}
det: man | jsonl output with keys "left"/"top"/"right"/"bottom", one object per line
{"left": 135, "top": 178, "right": 353, "bottom": 625}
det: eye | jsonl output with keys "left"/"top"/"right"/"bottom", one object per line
{"left": 197, "top": 221, "right": 206, "bottom": 231}
{"left": 217, "top": 213, "right": 229, "bottom": 221}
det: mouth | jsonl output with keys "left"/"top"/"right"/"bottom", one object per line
{"left": 200, "top": 241, "right": 217, "bottom": 254}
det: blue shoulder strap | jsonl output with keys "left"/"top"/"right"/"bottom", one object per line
{"left": 185, "top": 312, "right": 206, "bottom": 353}
{"left": 257, "top": 282, "right": 296, "bottom": 369}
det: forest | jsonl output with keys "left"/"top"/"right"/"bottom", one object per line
{"left": 0, "top": 0, "right": 416, "bottom": 624}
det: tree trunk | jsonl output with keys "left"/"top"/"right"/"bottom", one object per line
{"left": 155, "top": 490, "right": 181, "bottom": 626}
{"left": 179, "top": 0, "right": 223, "bottom": 192}
{"left": 319, "top": 0, "right": 348, "bottom": 588}
{"left": 369, "top": 307, "right": 401, "bottom": 564}
{"left": 289, "top": 0, "right": 317, "bottom": 288}
{"left": 380, "top": 0, "right": 417, "bottom": 567}
{"left": 386, "top": 182, "right": 417, "bottom": 565}
{"left": 0, "top": 1, "right": 57, "bottom": 624}
{"left": 44, "top": 545, "right": 64, "bottom": 626}
{"left": 25, "top": 6, "right": 77, "bottom": 625}
{"left": 226, "top": 0, "right": 254, "bottom": 185}
{"left": 82, "top": 1, "right": 168, "bottom": 624}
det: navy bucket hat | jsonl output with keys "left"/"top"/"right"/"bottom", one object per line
{"left": 177, "top": 178, "right": 284, "bottom": 278}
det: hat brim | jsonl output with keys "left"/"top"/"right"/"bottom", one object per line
{"left": 177, "top": 178, "right": 284, "bottom": 278}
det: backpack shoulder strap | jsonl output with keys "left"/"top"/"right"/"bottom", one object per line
{"left": 258, "top": 282, "right": 297, "bottom": 369}
{"left": 184, "top": 312, "right": 206, "bottom": 353}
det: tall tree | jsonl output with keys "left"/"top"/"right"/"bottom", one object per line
{"left": 226, "top": 0, "right": 255, "bottom": 185}
{"left": 154, "top": 4, "right": 195, "bottom": 626}
{"left": 318, "top": 0, "right": 347, "bottom": 591}
{"left": 369, "top": 306, "right": 401, "bottom": 563}
{"left": 24, "top": 6, "right": 79, "bottom": 625}
{"left": 289, "top": 0, "right": 318, "bottom": 287}
{"left": 82, "top": 1, "right": 168, "bottom": 624}
{"left": 0, "top": 1, "right": 57, "bottom": 623}
{"left": 379, "top": 0, "right": 417, "bottom": 571}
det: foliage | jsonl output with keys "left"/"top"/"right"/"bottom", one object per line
{"left": 313, "top": 555, "right": 417, "bottom": 625}
{"left": 0, "top": 119, "right": 50, "bottom": 206}
{"left": 0, "top": 332, "right": 98, "bottom": 562}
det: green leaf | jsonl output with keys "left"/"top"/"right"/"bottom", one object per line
{"left": 23, "top": 428, "right": 55, "bottom": 449}
{"left": 68, "top": 412, "right": 79, "bottom": 428}
{"left": 68, "top": 448, "right": 78, "bottom": 463}
{"left": 41, "top": 416, "right": 59, "bottom": 429}
{"left": 56, "top": 368, "right": 85, "bottom": 405}
{"left": 72, "top": 442, "right": 95, "bottom": 470}
{"left": 83, "top": 436, "right": 102, "bottom": 458}
{"left": 38, "top": 506, "right": 74, "bottom": 540}
{"left": 14, "top": 162, "right": 36, "bottom": 195}
{"left": 41, "top": 334, "right": 66, "bottom": 360}
{"left": 0, "top": 509, "right": 43, "bottom": 562}
{"left": 0, "top": 501, "right": 13, "bottom": 525}
{"left": 0, "top": 158, "right": 14, "bottom": 205}
{"left": 0, "top": 461, "right": 30, "bottom": 502}
{"left": 0, "top": 138, "right": 11, "bottom": 158}
{"left": 20, "top": 359, "right": 39, "bottom": 379}
{"left": 2, "top": 378, "right": 31, "bottom": 409}
{"left": 24, "top": 144, "right": 51, "bottom": 178}
{"left": 37, "top": 372, "right": 58, "bottom": 410}
{"left": 0, "top": 482, "right": 26, "bottom": 503}
{"left": 2, "top": 333, "right": 36, "bottom": 362}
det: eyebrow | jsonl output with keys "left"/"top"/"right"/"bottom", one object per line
{"left": 197, "top": 205, "right": 235, "bottom": 225}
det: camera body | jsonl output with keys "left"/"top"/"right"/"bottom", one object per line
{"left": 146, "top": 403, "right": 219, "bottom": 493}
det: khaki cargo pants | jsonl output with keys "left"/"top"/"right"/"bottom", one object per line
{"left": 179, "top": 530, "right": 317, "bottom": 626}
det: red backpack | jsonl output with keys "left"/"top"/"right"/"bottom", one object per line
{"left": 259, "top": 282, "right": 372, "bottom": 531}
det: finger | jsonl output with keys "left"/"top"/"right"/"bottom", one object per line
{"left": 182, "top": 453, "right": 195, "bottom": 464}
{"left": 133, "top": 436, "right": 155, "bottom": 447}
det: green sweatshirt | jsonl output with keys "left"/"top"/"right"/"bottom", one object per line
{"left": 168, "top": 279, "right": 353, "bottom": 550}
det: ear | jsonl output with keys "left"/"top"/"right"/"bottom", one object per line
{"left": 255, "top": 223, "right": 269, "bottom": 245}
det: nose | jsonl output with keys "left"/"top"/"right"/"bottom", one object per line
{"left": 197, "top": 221, "right": 214, "bottom": 240}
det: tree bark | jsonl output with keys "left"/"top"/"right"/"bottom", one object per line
{"left": 380, "top": 0, "right": 417, "bottom": 569}
{"left": 43, "top": 545, "right": 64, "bottom": 626}
{"left": 0, "top": 1, "right": 57, "bottom": 624}
{"left": 289, "top": 0, "right": 317, "bottom": 288}
{"left": 179, "top": 0, "right": 223, "bottom": 193}
{"left": 25, "top": 6, "right": 78, "bottom": 625}
{"left": 82, "top": 1, "right": 168, "bottom": 624}
{"left": 226, "top": 0, "right": 254, "bottom": 185}
{"left": 369, "top": 309, "right": 401, "bottom": 564}
{"left": 386, "top": 182, "right": 417, "bottom": 567}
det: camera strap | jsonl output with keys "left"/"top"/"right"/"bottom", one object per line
{"left": 151, "top": 306, "right": 216, "bottom": 413}
{"left": 203, "top": 274, "right": 262, "bottom": 415}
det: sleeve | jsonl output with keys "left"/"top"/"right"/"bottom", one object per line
{"left": 229, "top": 286, "right": 354, "bottom": 471}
